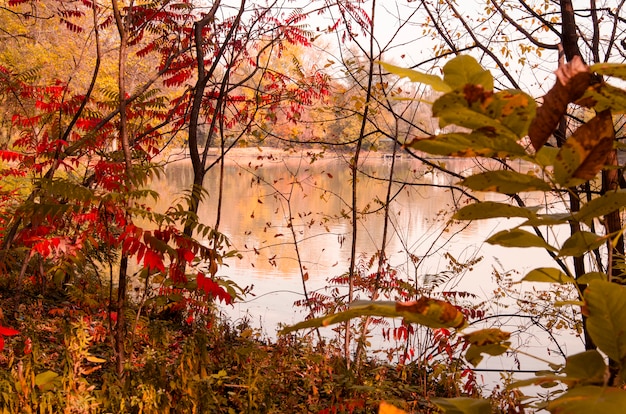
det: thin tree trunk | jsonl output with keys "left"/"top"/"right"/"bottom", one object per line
{"left": 345, "top": 0, "right": 377, "bottom": 367}
{"left": 112, "top": 0, "right": 132, "bottom": 381}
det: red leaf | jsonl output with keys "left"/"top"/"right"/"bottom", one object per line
{"left": 0, "top": 150, "right": 23, "bottom": 162}
{"left": 198, "top": 276, "right": 232, "bottom": 305}
{"left": 181, "top": 248, "right": 195, "bottom": 264}
{"left": 197, "top": 272, "right": 206, "bottom": 290}
{"left": 0, "top": 326, "right": 18, "bottom": 336}
{"left": 143, "top": 249, "right": 165, "bottom": 273}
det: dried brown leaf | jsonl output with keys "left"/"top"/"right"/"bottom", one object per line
{"left": 528, "top": 56, "right": 592, "bottom": 150}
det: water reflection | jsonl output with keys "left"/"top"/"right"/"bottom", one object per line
{"left": 150, "top": 151, "right": 584, "bottom": 391}
{"left": 154, "top": 153, "right": 507, "bottom": 282}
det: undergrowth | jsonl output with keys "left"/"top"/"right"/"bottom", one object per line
{"left": 0, "top": 276, "right": 484, "bottom": 414}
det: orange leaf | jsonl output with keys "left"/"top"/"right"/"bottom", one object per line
{"left": 379, "top": 401, "right": 408, "bottom": 414}
{"left": 568, "top": 110, "right": 614, "bottom": 180}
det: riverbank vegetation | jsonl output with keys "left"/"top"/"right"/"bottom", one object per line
{"left": 2, "top": 0, "right": 626, "bottom": 412}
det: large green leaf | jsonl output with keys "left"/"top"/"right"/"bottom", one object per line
{"left": 486, "top": 229, "right": 558, "bottom": 251}
{"left": 430, "top": 397, "right": 492, "bottom": 414}
{"left": 453, "top": 201, "right": 538, "bottom": 220}
{"left": 460, "top": 170, "right": 551, "bottom": 194}
{"left": 575, "top": 191, "right": 626, "bottom": 224}
{"left": 481, "top": 89, "right": 537, "bottom": 137}
{"left": 559, "top": 231, "right": 606, "bottom": 257}
{"left": 442, "top": 55, "right": 494, "bottom": 91}
{"left": 279, "top": 298, "right": 466, "bottom": 335}
{"left": 561, "top": 350, "right": 607, "bottom": 386}
{"left": 405, "top": 131, "right": 527, "bottom": 158}
{"left": 522, "top": 268, "right": 575, "bottom": 284}
{"left": 433, "top": 93, "right": 513, "bottom": 140}
{"left": 432, "top": 88, "right": 535, "bottom": 139}
{"left": 378, "top": 61, "right": 452, "bottom": 93}
{"left": 584, "top": 280, "right": 626, "bottom": 365}
{"left": 547, "top": 386, "right": 626, "bottom": 413}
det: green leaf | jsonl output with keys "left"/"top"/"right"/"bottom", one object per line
{"left": 432, "top": 88, "right": 535, "bottom": 139}
{"left": 35, "top": 370, "right": 60, "bottom": 391}
{"left": 482, "top": 89, "right": 537, "bottom": 137}
{"left": 465, "top": 343, "right": 510, "bottom": 366}
{"left": 520, "top": 213, "right": 573, "bottom": 227}
{"left": 405, "top": 131, "right": 527, "bottom": 158}
{"left": 559, "top": 231, "right": 606, "bottom": 257}
{"left": 575, "top": 191, "right": 626, "bottom": 224}
{"left": 378, "top": 61, "right": 452, "bottom": 93}
{"left": 487, "top": 229, "right": 558, "bottom": 251}
{"left": 442, "top": 55, "right": 494, "bottom": 91}
{"left": 547, "top": 386, "right": 626, "bottom": 413}
{"left": 522, "top": 268, "right": 575, "bottom": 284}
{"left": 463, "top": 329, "right": 512, "bottom": 366}
{"left": 464, "top": 328, "right": 511, "bottom": 346}
{"left": 584, "top": 280, "right": 626, "bottom": 365}
{"left": 279, "top": 298, "right": 466, "bottom": 335}
{"left": 508, "top": 374, "right": 563, "bottom": 390}
{"left": 453, "top": 201, "right": 538, "bottom": 220}
{"left": 576, "top": 272, "right": 607, "bottom": 284}
{"left": 433, "top": 93, "right": 516, "bottom": 140}
{"left": 460, "top": 170, "right": 551, "bottom": 194}
{"left": 533, "top": 145, "right": 560, "bottom": 168}
{"left": 430, "top": 397, "right": 492, "bottom": 414}
{"left": 590, "top": 62, "right": 626, "bottom": 80}
{"left": 562, "top": 350, "right": 606, "bottom": 386}
{"left": 582, "top": 82, "right": 626, "bottom": 112}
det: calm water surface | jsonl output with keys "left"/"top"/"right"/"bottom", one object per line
{"left": 151, "top": 150, "right": 584, "bottom": 391}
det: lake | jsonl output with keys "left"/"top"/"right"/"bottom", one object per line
{"left": 151, "top": 148, "right": 585, "bottom": 392}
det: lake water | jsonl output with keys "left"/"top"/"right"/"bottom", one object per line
{"left": 152, "top": 149, "right": 585, "bottom": 394}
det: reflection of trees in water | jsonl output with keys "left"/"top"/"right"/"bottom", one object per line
{"left": 150, "top": 155, "right": 506, "bottom": 284}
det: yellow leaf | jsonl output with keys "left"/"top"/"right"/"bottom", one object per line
{"left": 85, "top": 354, "right": 106, "bottom": 363}
{"left": 379, "top": 401, "right": 408, "bottom": 414}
